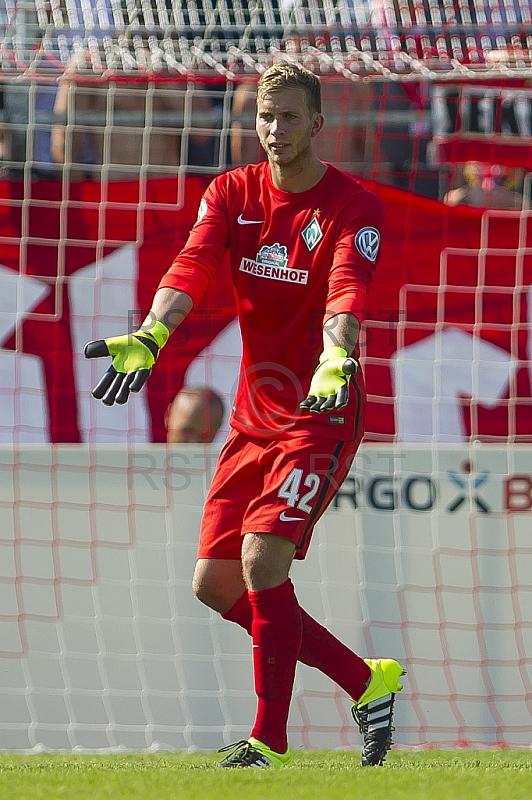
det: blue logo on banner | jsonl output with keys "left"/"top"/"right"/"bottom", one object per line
{"left": 355, "top": 227, "right": 380, "bottom": 262}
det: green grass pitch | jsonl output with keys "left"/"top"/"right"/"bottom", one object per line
{"left": 1, "top": 750, "right": 532, "bottom": 800}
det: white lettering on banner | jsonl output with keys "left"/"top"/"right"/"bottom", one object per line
{"left": 0, "top": 266, "right": 50, "bottom": 443}
{"left": 239, "top": 257, "right": 308, "bottom": 285}
{"left": 432, "top": 85, "right": 532, "bottom": 138}
{"left": 505, "top": 475, "right": 532, "bottom": 512}
{"left": 391, "top": 327, "right": 518, "bottom": 443}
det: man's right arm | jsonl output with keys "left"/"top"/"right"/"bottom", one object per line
{"left": 147, "top": 287, "right": 194, "bottom": 334}
{"left": 85, "top": 176, "right": 229, "bottom": 406}
{"left": 84, "top": 288, "right": 195, "bottom": 407}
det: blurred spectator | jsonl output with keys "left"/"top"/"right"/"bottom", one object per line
{"left": 165, "top": 386, "right": 225, "bottom": 444}
{"left": 317, "top": 80, "right": 374, "bottom": 170}
{"left": 444, "top": 162, "right": 524, "bottom": 209}
{"left": 2, "top": 68, "right": 60, "bottom": 179}
{"left": 51, "top": 53, "right": 219, "bottom": 180}
{"left": 0, "top": 0, "right": 61, "bottom": 178}
{"left": 231, "top": 81, "right": 262, "bottom": 167}
{"left": 0, "top": 86, "right": 5, "bottom": 164}
{"left": 372, "top": 80, "right": 439, "bottom": 199}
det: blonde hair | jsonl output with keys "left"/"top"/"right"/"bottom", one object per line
{"left": 257, "top": 61, "right": 321, "bottom": 114}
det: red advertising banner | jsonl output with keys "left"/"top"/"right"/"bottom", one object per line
{"left": 0, "top": 176, "right": 530, "bottom": 443}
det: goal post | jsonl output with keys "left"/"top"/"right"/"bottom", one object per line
{"left": 0, "top": 0, "right": 531, "bottom": 753}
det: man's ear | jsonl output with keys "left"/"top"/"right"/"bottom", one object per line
{"left": 311, "top": 113, "right": 325, "bottom": 138}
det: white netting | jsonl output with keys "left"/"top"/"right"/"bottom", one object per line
{"left": 1, "top": 122, "right": 530, "bottom": 445}
{"left": 391, "top": 210, "right": 532, "bottom": 444}
{"left": 1, "top": 444, "right": 531, "bottom": 752}
{"left": 0, "top": 0, "right": 531, "bottom": 757}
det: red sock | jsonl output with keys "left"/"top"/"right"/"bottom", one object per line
{"left": 298, "top": 610, "right": 370, "bottom": 700}
{"left": 247, "top": 580, "right": 302, "bottom": 754}
{"left": 223, "top": 590, "right": 370, "bottom": 702}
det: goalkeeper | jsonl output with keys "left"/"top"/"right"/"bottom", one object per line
{"left": 85, "top": 61, "right": 405, "bottom": 768}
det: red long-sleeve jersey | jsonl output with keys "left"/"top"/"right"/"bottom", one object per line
{"left": 159, "top": 162, "right": 383, "bottom": 440}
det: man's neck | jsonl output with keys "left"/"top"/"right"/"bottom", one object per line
{"left": 268, "top": 155, "right": 328, "bottom": 194}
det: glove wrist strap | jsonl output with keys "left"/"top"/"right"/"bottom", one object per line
{"left": 138, "top": 320, "right": 170, "bottom": 349}
{"left": 320, "top": 346, "right": 348, "bottom": 363}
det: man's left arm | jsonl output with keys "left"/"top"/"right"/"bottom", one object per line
{"left": 323, "top": 311, "right": 360, "bottom": 356}
{"left": 301, "top": 190, "right": 383, "bottom": 414}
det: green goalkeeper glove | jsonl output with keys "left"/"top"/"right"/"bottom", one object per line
{"left": 84, "top": 320, "right": 170, "bottom": 406}
{"left": 300, "top": 346, "right": 358, "bottom": 413}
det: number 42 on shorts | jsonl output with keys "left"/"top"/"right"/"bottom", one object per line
{"left": 278, "top": 468, "right": 321, "bottom": 514}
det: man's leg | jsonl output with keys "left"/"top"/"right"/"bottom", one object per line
{"left": 223, "top": 591, "right": 370, "bottom": 699}
{"left": 193, "top": 431, "right": 403, "bottom": 766}
{"left": 193, "top": 550, "right": 371, "bottom": 757}
{"left": 193, "top": 537, "right": 299, "bottom": 763}
{"left": 215, "top": 570, "right": 404, "bottom": 767}
{"left": 193, "top": 558, "right": 371, "bottom": 702}
{"left": 240, "top": 532, "right": 300, "bottom": 756}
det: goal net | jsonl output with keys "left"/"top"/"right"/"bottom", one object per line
{"left": 0, "top": 0, "right": 531, "bottom": 752}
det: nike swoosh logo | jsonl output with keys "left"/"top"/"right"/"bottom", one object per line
{"left": 237, "top": 214, "right": 264, "bottom": 225}
{"left": 279, "top": 511, "right": 305, "bottom": 522}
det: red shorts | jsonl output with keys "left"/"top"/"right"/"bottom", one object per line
{"left": 198, "top": 428, "right": 362, "bottom": 561}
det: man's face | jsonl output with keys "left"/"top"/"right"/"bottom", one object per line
{"left": 255, "top": 87, "right": 322, "bottom": 168}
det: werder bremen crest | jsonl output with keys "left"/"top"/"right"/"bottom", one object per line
{"left": 257, "top": 243, "right": 288, "bottom": 268}
{"left": 301, "top": 216, "right": 323, "bottom": 251}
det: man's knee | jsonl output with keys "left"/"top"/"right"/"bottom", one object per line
{"left": 191, "top": 572, "right": 226, "bottom": 612}
{"left": 192, "top": 558, "right": 245, "bottom": 614}
{"left": 191, "top": 573, "right": 217, "bottom": 608}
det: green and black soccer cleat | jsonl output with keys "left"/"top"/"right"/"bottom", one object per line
{"left": 352, "top": 658, "right": 406, "bottom": 766}
{"left": 218, "top": 737, "right": 292, "bottom": 768}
